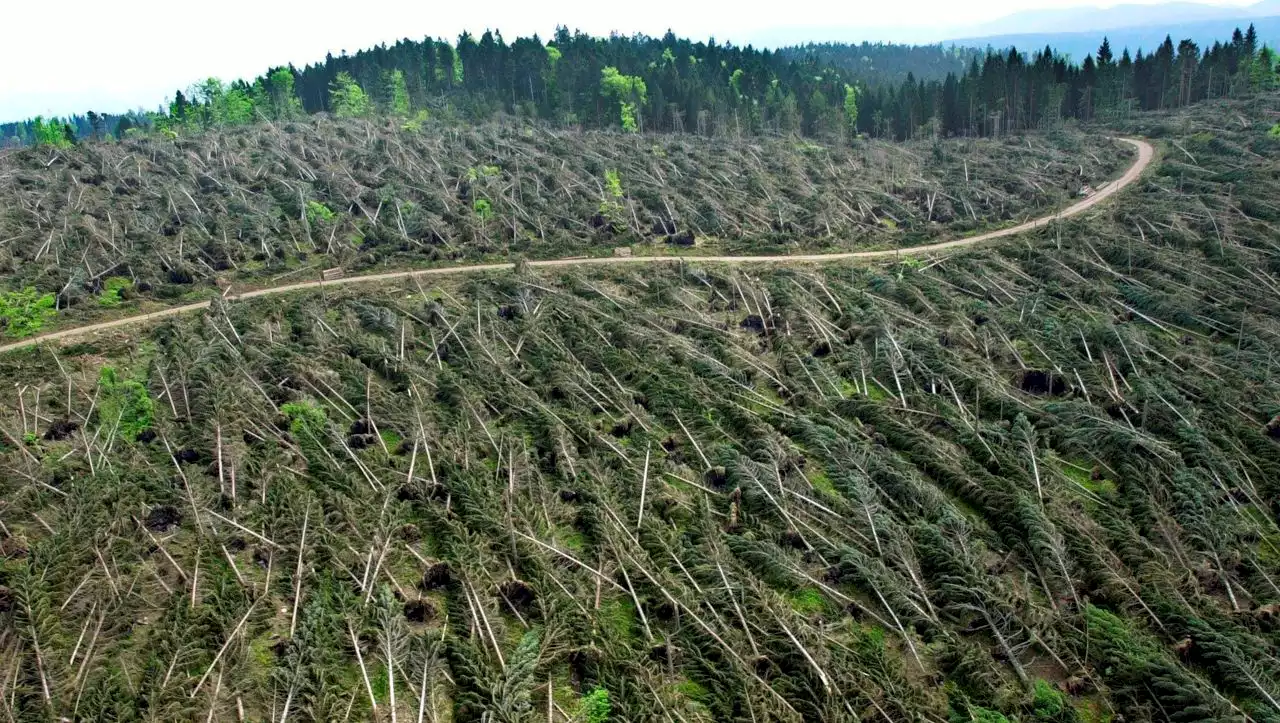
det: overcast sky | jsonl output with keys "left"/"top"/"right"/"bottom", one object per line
{"left": 0, "top": 0, "right": 1255, "bottom": 121}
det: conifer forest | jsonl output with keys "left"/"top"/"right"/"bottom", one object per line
{"left": 2, "top": 17, "right": 1280, "bottom": 723}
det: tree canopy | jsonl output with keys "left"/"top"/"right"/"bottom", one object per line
{"left": 3, "top": 24, "right": 1279, "bottom": 147}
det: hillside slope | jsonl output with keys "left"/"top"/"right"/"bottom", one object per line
{"left": 0, "top": 95, "right": 1279, "bottom": 721}
{"left": 0, "top": 138, "right": 1151, "bottom": 356}
{"left": 0, "top": 121, "right": 1125, "bottom": 334}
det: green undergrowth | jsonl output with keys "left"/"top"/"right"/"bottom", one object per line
{"left": 0, "top": 287, "right": 56, "bottom": 338}
{"left": 577, "top": 686, "right": 611, "bottom": 723}
{"left": 597, "top": 598, "right": 638, "bottom": 639}
{"left": 787, "top": 587, "right": 832, "bottom": 615}
{"left": 305, "top": 200, "right": 335, "bottom": 223}
{"left": 1055, "top": 458, "right": 1117, "bottom": 496}
{"left": 97, "top": 365, "right": 154, "bottom": 440}
{"left": 98, "top": 276, "right": 132, "bottom": 307}
{"left": 806, "top": 468, "right": 838, "bottom": 497}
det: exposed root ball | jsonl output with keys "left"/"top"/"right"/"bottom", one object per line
{"left": 145, "top": 505, "right": 182, "bottom": 532}
{"left": 420, "top": 562, "right": 453, "bottom": 591}
{"left": 404, "top": 597, "right": 438, "bottom": 623}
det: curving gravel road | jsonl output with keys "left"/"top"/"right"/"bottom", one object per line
{"left": 0, "top": 138, "right": 1153, "bottom": 356}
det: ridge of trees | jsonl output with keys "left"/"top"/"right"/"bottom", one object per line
{"left": 2, "top": 24, "right": 1277, "bottom": 147}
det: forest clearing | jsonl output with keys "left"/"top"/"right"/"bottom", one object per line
{"left": 1, "top": 20, "right": 1280, "bottom": 722}
{"left": 0, "top": 138, "right": 1151, "bottom": 356}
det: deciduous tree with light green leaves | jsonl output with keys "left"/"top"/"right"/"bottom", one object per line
{"left": 600, "top": 67, "right": 647, "bottom": 132}
{"left": 31, "top": 117, "right": 71, "bottom": 148}
{"left": 193, "top": 78, "right": 255, "bottom": 127}
{"left": 223, "top": 85, "right": 255, "bottom": 124}
{"left": 599, "top": 169, "right": 625, "bottom": 224}
{"left": 258, "top": 67, "right": 303, "bottom": 120}
{"left": 329, "top": 72, "right": 372, "bottom": 118}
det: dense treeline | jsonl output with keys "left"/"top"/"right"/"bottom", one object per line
{"left": 0, "top": 111, "right": 134, "bottom": 148}
{"left": 861, "top": 24, "right": 1279, "bottom": 138}
{"left": 290, "top": 28, "right": 861, "bottom": 137}
{"left": 3, "top": 24, "right": 1278, "bottom": 146}
{"left": 777, "top": 41, "right": 981, "bottom": 86}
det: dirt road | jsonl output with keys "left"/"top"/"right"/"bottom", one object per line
{"left": 0, "top": 138, "right": 1153, "bottom": 356}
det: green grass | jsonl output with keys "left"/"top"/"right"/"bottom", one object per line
{"left": 1258, "top": 532, "right": 1280, "bottom": 565}
{"left": 673, "top": 678, "right": 709, "bottom": 699}
{"left": 1057, "top": 459, "right": 1117, "bottom": 496}
{"left": 788, "top": 587, "right": 830, "bottom": 615}
{"left": 98, "top": 277, "right": 132, "bottom": 307}
{"left": 807, "top": 468, "right": 838, "bottom": 497}
{"left": 248, "top": 634, "right": 276, "bottom": 670}
{"left": 558, "top": 528, "right": 586, "bottom": 552}
{"left": 864, "top": 380, "right": 890, "bottom": 401}
{"left": 379, "top": 429, "right": 402, "bottom": 449}
{"left": 672, "top": 677, "right": 712, "bottom": 713}
{"left": 1242, "top": 506, "right": 1280, "bottom": 562}
{"left": 597, "top": 598, "right": 637, "bottom": 640}
{"left": 1075, "top": 698, "right": 1114, "bottom": 723}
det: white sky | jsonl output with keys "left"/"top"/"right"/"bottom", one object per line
{"left": 0, "top": 0, "right": 1255, "bottom": 121}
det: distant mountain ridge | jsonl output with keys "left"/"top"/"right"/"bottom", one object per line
{"left": 935, "top": 0, "right": 1280, "bottom": 60}
{"left": 746, "top": 0, "right": 1280, "bottom": 53}
{"left": 957, "top": 0, "right": 1279, "bottom": 37}
{"left": 947, "top": 15, "right": 1280, "bottom": 63}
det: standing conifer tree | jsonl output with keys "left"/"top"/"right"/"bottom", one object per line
{"left": 383, "top": 70, "right": 411, "bottom": 115}
{"left": 843, "top": 84, "right": 860, "bottom": 141}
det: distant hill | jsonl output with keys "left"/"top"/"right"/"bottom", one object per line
{"left": 947, "top": 15, "right": 1280, "bottom": 61}
{"left": 746, "top": 1, "right": 1280, "bottom": 52}
{"left": 955, "top": 0, "right": 1277, "bottom": 37}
